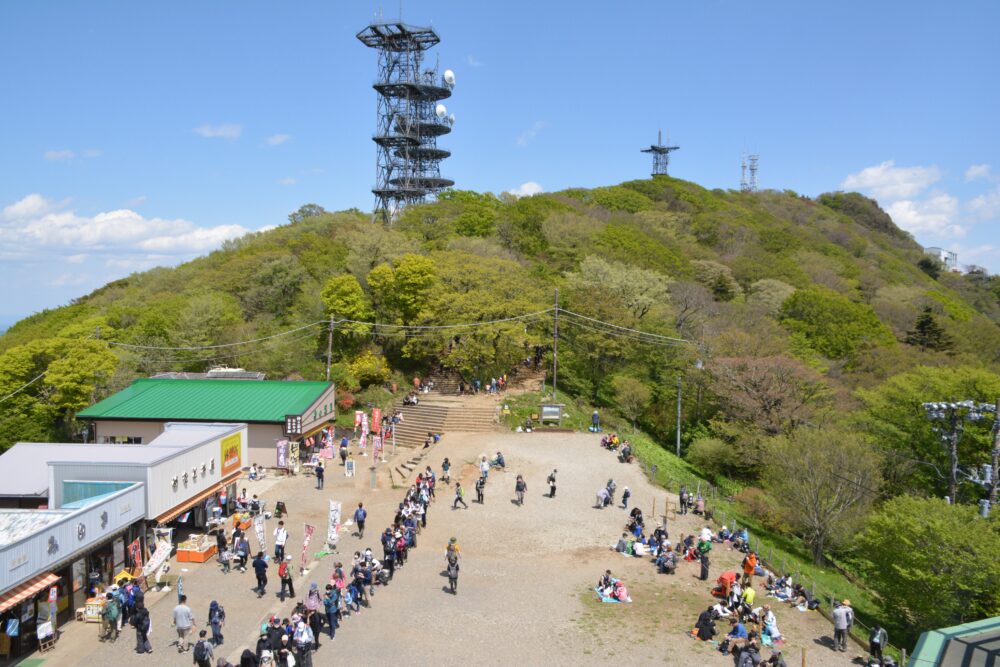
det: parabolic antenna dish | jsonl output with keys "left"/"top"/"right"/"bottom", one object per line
{"left": 435, "top": 103, "right": 448, "bottom": 118}
{"left": 443, "top": 69, "right": 456, "bottom": 85}
{"left": 448, "top": 113, "right": 456, "bottom": 125}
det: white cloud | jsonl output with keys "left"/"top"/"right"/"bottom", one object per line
{"left": 885, "top": 194, "right": 964, "bottom": 238}
{"left": 0, "top": 194, "right": 249, "bottom": 254}
{"left": 66, "top": 253, "right": 87, "bottom": 264}
{"left": 127, "top": 195, "right": 148, "bottom": 207}
{"left": 516, "top": 121, "right": 547, "bottom": 147}
{"left": 841, "top": 160, "right": 941, "bottom": 200}
{"left": 278, "top": 177, "right": 297, "bottom": 186}
{"left": 267, "top": 134, "right": 291, "bottom": 146}
{"left": 193, "top": 123, "right": 243, "bottom": 140}
{"left": 507, "top": 182, "right": 544, "bottom": 198}
{"left": 3, "top": 193, "right": 52, "bottom": 219}
{"left": 44, "top": 149, "right": 75, "bottom": 162}
{"left": 968, "top": 186, "right": 1000, "bottom": 222}
{"left": 965, "top": 164, "right": 992, "bottom": 182}
{"left": 467, "top": 55, "right": 483, "bottom": 67}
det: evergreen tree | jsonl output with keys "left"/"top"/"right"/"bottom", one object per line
{"left": 905, "top": 306, "right": 954, "bottom": 352}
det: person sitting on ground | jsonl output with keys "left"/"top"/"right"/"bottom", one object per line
{"left": 598, "top": 569, "right": 613, "bottom": 590}
{"left": 766, "top": 649, "right": 786, "bottom": 667}
{"left": 712, "top": 601, "right": 733, "bottom": 619}
{"left": 718, "top": 525, "right": 732, "bottom": 542}
{"left": 695, "top": 606, "right": 718, "bottom": 641}
{"left": 760, "top": 605, "right": 782, "bottom": 642}
{"left": 694, "top": 495, "right": 706, "bottom": 515}
{"left": 655, "top": 545, "right": 677, "bottom": 574}
{"left": 734, "top": 527, "right": 750, "bottom": 552}
{"left": 491, "top": 451, "right": 505, "bottom": 469}
{"left": 615, "top": 533, "right": 629, "bottom": 553}
{"left": 249, "top": 464, "right": 260, "bottom": 481}
{"left": 720, "top": 618, "right": 749, "bottom": 655}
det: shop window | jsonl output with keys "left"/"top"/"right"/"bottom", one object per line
{"left": 99, "top": 436, "right": 142, "bottom": 444}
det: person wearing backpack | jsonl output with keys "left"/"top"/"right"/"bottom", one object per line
{"left": 453, "top": 482, "right": 468, "bottom": 509}
{"left": 101, "top": 592, "right": 120, "bottom": 642}
{"left": 133, "top": 602, "right": 152, "bottom": 654}
{"left": 353, "top": 503, "right": 367, "bottom": 538}
{"left": 279, "top": 556, "right": 295, "bottom": 601}
{"left": 208, "top": 600, "right": 225, "bottom": 646}
{"left": 193, "top": 630, "right": 214, "bottom": 666}
{"left": 446, "top": 555, "right": 460, "bottom": 594}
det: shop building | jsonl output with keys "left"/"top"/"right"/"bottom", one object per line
{"left": 76, "top": 378, "right": 335, "bottom": 467}
{"left": 0, "top": 423, "right": 247, "bottom": 661}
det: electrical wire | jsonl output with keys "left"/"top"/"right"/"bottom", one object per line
{"left": 0, "top": 371, "right": 48, "bottom": 406}
{"left": 557, "top": 316, "right": 688, "bottom": 347}
{"left": 106, "top": 321, "right": 327, "bottom": 351}
{"left": 557, "top": 308, "right": 691, "bottom": 344}
{"left": 117, "top": 331, "right": 322, "bottom": 366}
{"left": 337, "top": 309, "right": 555, "bottom": 331}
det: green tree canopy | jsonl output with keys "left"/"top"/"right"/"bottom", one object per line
{"left": 780, "top": 287, "right": 895, "bottom": 359}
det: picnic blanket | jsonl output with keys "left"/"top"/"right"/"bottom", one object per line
{"left": 594, "top": 586, "right": 632, "bottom": 603}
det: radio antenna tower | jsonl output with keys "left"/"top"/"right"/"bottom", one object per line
{"left": 641, "top": 130, "right": 679, "bottom": 177}
{"left": 740, "top": 153, "right": 749, "bottom": 192}
{"left": 357, "top": 20, "right": 456, "bottom": 223}
{"left": 748, "top": 153, "right": 760, "bottom": 192}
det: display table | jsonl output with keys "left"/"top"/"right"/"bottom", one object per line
{"left": 176, "top": 534, "right": 217, "bottom": 563}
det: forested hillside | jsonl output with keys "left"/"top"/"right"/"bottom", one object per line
{"left": 3, "top": 177, "right": 1000, "bottom": 641}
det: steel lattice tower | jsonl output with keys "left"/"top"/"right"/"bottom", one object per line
{"left": 357, "top": 21, "right": 455, "bottom": 223}
{"left": 641, "top": 130, "right": 679, "bottom": 177}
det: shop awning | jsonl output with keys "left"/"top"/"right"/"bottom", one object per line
{"left": 155, "top": 471, "right": 241, "bottom": 525}
{"left": 0, "top": 572, "right": 59, "bottom": 613}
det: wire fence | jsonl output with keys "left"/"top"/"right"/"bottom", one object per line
{"left": 637, "top": 460, "right": 907, "bottom": 666}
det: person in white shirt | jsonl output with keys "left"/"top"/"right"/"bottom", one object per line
{"left": 274, "top": 521, "right": 289, "bottom": 561}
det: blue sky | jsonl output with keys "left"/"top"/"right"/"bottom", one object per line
{"left": 1, "top": 0, "right": 998, "bottom": 328}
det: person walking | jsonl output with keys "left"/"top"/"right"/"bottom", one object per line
{"left": 832, "top": 599, "right": 854, "bottom": 653}
{"left": 274, "top": 521, "right": 289, "bottom": 562}
{"left": 547, "top": 469, "right": 557, "bottom": 498}
{"left": 208, "top": 600, "right": 225, "bottom": 646}
{"left": 446, "top": 555, "right": 460, "bottom": 595}
{"left": 236, "top": 534, "right": 250, "bottom": 572}
{"left": 293, "top": 620, "right": 315, "bottom": 667}
{"left": 315, "top": 461, "right": 325, "bottom": 490}
{"left": 479, "top": 456, "right": 490, "bottom": 480}
{"left": 453, "top": 483, "right": 468, "bottom": 509}
{"left": 132, "top": 602, "right": 152, "bottom": 654}
{"left": 278, "top": 556, "right": 295, "bottom": 602}
{"left": 339, "top": 437, "right": 349, "bottom": 466}
{"left": 869, "top": 623, "right": 888, "bottom": 666}
{"left": 172, "top": 594, "right": 195, "bottom": 653}
{"left": 323, "top": 584, "right": 340, "bottom": 639}
{"left": 699, "top": 552, "right": 710, "bottom": 581}
{"left": 193, "top": 630, "right": 214, "bottom": 667}
{"left": 679, "top": 485, "right": 688, "bottom": 515}
{"left": 515, "top": 475, "right": 527, "bottom": 506}
{"left": 475, "top": 475, "right": 485, "bottom": 504}
{"left": 441, "top": 458, "right": 451, "bottom": 484}
{"left": 622, "top": 486, "right": 631, "bottom": 509}
{"left": 252, "top": 552, "right": 269, "bottom": 598}
{"left": 354, "top": 502, "right": 367, "bottom": 538}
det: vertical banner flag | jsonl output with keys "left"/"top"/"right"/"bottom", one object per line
{"left": 127, "top": 538, "right": 142, "bottom": 571}
{"left": 276, "top": 439, "right": 289, "bottom": 469}
{"left": 373, "top": 434, "right": 383, "bottom": 461}
{"left": 372, "top": 408, "right": 382, "bottom": 434}
{"left": 301, "top": 524, "right": 315, "bottom": 569}
{"left": 253, "top": 514, "right": 267, "bottom": 554}
{"left": 327, "top": 501, "right": 341, "bottom": 548}
{"left": 48, "top": 586, "right": 58, "bottom": 632}
{"left": 320, "top": 428, "right": 334, "bottom": 459}
{"left": 354, "top": 411, "right": 363, "bottom": 429}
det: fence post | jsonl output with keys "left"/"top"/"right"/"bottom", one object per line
{"left": 902, "top": 649, "right": 907, "bottom": 666}
{"left": 801, "top": 647, "right": 806, "bottom": 667}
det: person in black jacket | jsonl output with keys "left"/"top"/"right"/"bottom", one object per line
{"left": 133, "top": 603, "right": 152, "bottom": 654}
{"left": 240, "top": 647, "right": 260, "bottom": 667}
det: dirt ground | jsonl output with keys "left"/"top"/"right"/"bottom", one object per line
{"left": 35, "top": 430, "right": 864, "bottom": 667}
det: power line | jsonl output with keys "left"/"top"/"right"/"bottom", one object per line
{"left": 0, "top": 371, "right": 48, "bottom": 406}
{"left": 557, "top": 308, "right": 691, "bottom": 344}
{"left": 117, "top": 331, "right": 322, "bottom": 366}
{"left": 557, "top": 316, "right": 688, "bottom": 347}
{"left": 337, "top": 309, "right": 555, "bottom": 331}
{"left": 106, "top": 321, "right": 327, "bottom": 351}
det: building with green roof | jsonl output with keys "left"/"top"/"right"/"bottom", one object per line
{"left": 908, "top": 616, "right": 1000, "bottom": 666}
{"left": 77, "top": 378, "right": 336, "bottom": 466}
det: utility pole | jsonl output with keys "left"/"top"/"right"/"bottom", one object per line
{"left": 676, "top": 375, "right": 682, "bottom": 457}
{"left": 325, "top": 317, "right": 335, "bottom": 382}
{"left": 552, "top": 289, "right": 559, "bottom": 401}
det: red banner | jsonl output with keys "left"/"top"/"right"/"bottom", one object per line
{"left": 127, "top": 538, "right": 142, "bottom": 571}
{"left": 301, "top": 524, "right": 315, "bottom": 569}
{"left": 372, "top": 408, "right": 382, "bottom": 434}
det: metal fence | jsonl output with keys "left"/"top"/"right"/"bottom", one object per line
{"left": 638, "top": 460, "right": 907, "bottom": 665}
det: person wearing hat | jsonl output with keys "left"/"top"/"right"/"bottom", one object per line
{"left": 293, "top": 620, "right": 315, "bottom": 666}
{"left": 832, "top": 599, "right": 854, "bottom": 652}
{"left": 446, "top": 537, "right": 461, "bottom": 560}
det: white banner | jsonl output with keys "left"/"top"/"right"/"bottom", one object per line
{"left": 142, "top": 540, "right": 171, "bottom": 577}
{"left": 253, "top": 514, "right": 267, "bottom": 553}
{"left": 327, "top": 501, "right": 341, "bottom": 547}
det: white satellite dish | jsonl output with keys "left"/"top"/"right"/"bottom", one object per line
{"left": 448, "top": 113, "right": 456, "bottom": 125}
{"left": 443, "top": 69, "right": 456, "bottom": 85}
{"left": 435, "top": 104, "right": 447, "bottom": 118}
